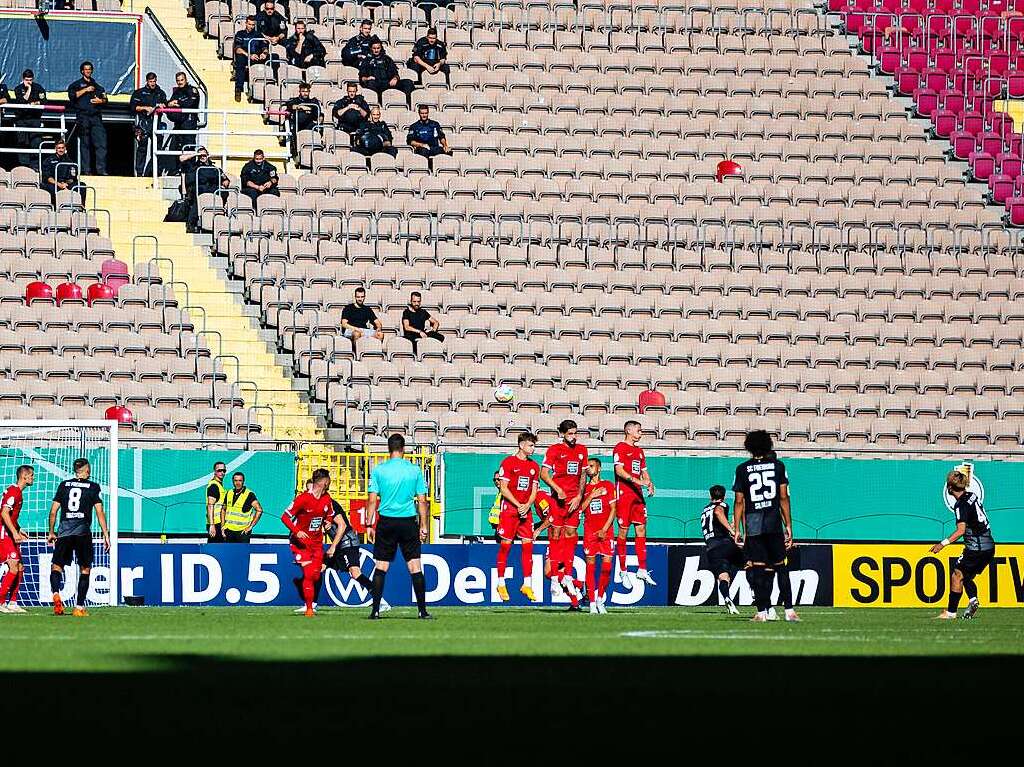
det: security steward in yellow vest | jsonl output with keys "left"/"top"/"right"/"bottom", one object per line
{"left": 206, "top": 462, "right": 228, "bottom": 542}
{"left": 223, "top": 471, "right": 264, "bottom": 543}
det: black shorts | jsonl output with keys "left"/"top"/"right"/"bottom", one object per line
{"left": 52, "top": 534, "right": 93, "bottom": 568}
{"left": 744, "top": 533, "right": 786, "bottom": 566}
{"left": 223, "top": 529, "right": 251, "bottom": 543}
{"left": 705, "top": 540, "right": 745, "bottom": 578}
{"left": 373, "top": 516, "right": 421, "bottom": 564}
{"left": 326, "top": 545, "right": 362, "bottom": 571}
{"left": 955, "top": 548, "right": 995, "bottom": 578}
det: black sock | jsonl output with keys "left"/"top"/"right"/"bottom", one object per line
{"left": 717, "top": 578, "right": 731, "bottom": 602}
{"left": 50, "top": 570, "right": 63, "bottom": 595}
{"left": 356, "top": 573, "right": 373, "bottom": 590}
{"left": 777, "top": 564, "right": 794, "bottom": 610}
{"left": 411, "top": 572, "right": 427, "bottom": 614}
{"left": 77, "top": 573, "right": 89, "bottom": 605}
{"left": 947, "top": 589, "right": 963, "bottom": 614}
{"left": 750, "top": 567, "right": 769, "bottom": 611}
{"left": 763, "top": 568, "right": 776, "bottom": 610}
{"left": 963, "top": 578, "right": 978, "bottom": 600}
{"left": 371, "top": 568, "right": 387, "bottom": 614}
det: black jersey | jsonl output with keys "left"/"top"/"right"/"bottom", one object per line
{"left": 328, "top": 499, "right": 360, "bottom": 549}
{"left": 953, "top": 492, "right": 994, "bottom": 551}
{"left": 732, "top": 456, "right": 788, "bottom": 536}
{"left": 54, "top": 479, "right": 102, "bottom": 537}
{"left": 701, "top": 500, "right": 731, "bottom": 543}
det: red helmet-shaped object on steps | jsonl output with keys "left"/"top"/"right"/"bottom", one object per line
{"left": 105, "top": 405, "right": 134, "bottom": 425}
{"left": 25, "top": 281, "right": 53, "bottom": 303}
{"left": 716, "top": 159, "right": 743, "bottom": 182}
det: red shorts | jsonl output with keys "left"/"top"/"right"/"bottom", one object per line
{"left": 617, "top": 494, "right": 647, "bottom": 527}
{"left": 497, "top": 511, "right": 534, "bottom": 541}
{"left": 550, "top": 494, "right": 581, "bottom": 528}
{"left": 0, "top": 537, "right": 20, "bottom": 562}
{"left": 291, "top": 541, "right": 325, "bottom": 568}
{"left": 583, "top": 531, "right": 613, "bottom": 558}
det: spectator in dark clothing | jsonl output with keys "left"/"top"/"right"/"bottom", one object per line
{"left": 285, "top": 21, "right": 327, "bottom": 69}
{"left": 402, "top": 291, "right": 444, "bottom": 354}
{"left": 352, "top": 106, "right": 396, "bottom": 158}
{"left": 341, "top": 19, "right": 380, "bottom": 69}
{"left": 165, "top": 71, "right": 202, "bottom": 171}
{"left": 359, "top": 41, "right": 415, "bottom": 108}
{"left": 11, "top": 70, "right": 46, "bottom": 169}
{"left": 341, "top": 286, "right": 384, "bottom": 342}
{"left": 332, "top": 81, "right": 370, "bottom": 135}
{"left": 255, "top": 0, "right": 288, "bottom": 45}
{"left": 406, "top": 104, "right": 450, "bottom": 158}
{"left": 129, "top": 72, "right": 167, "bottom": 177}
{"left": 407, "top": 27, "right": 450, "bottom": 85}
{"left": 67, "top": 61, "right": 108, "bottom": 176}
{"left": 239, "top": 149, "right": 279, "bottom": 205}
{"left": 179, "top": 147, "right": 229, "bottom": 232}
{"left": 283, "top": 82, "right": 322, "bottom": 157}
{"left": 233, "top": 16, "right": 269, "bottom": 102}
{"left": 40, "top": 140, "right": 85, "bottom": 205}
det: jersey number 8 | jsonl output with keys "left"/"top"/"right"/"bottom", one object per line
{"left": 68, "top": 487, "right": 82, "bottom": 512}
{"left": 749, "top": 469, "right": 776, "bottom": 503}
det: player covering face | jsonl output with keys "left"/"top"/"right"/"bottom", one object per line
{"left": 580, "top": 459, "right": 615, "bottom": 614}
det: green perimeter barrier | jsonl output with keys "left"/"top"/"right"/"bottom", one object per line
{"left": 0, "top": 448, "right": 296, "bottom": 536}
{"left": 442, "top": 452, "right": 1024, "bottom": 543}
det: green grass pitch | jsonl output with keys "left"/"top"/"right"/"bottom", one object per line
{"left": 2, "top": 606, "right": 1021, "bottom": 671}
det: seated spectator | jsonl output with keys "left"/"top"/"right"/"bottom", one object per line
{"left": 407, "top": 27, "right": 450, "bottom": 86}
{"left": 283, "top": 82, "right": 322, "bottom": 158}
{"left": 402, "top": 291, "right": 444, "bottom": 354}
{"left": 285, "top": 21, "right": 327, "bottom": 69}
{"left": 352, "top": 106, "right": 396, "bottom": 158}
{"left": 179, "top": 147, "right": 229, "bottom": 232}
{"left": 255, "top": 0, "right": 288, "bottom": 46}
{"left": 233, "top": 16, "right": 270, "bottom": 102}
{"left": 406, "top": 105, "right": 450, "bottom": 158}
{"left": 239, "top": 149, "right": 279, "bottom": 205}
{"left": 342, "top": 286, "right": 384, "bottom": 342}
{"left": 41, "top": 140, "right": 85, "bottom": 205}
{"left": 332, "top": 81, "right": 369, "bottom": 135}
{"left": 341, "top": 19, "right": 380, "bottom": 69}
{"left": 359, "top": 40, "right": 414, "bottom": 108}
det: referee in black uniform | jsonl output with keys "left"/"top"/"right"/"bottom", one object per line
{"left": 365, "top": 434, "right": 431, "bottom": 619}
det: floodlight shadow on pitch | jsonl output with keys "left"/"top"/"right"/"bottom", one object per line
{"left": 715, "top": 159, "right": 743, "bottom": 183}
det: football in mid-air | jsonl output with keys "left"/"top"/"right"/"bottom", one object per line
{"left": 493, "top": 385, "right": 515, "bottom": 403}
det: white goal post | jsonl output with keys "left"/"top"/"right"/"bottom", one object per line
{"left": 0, "top": 421, "right": 119, "bottom": 607}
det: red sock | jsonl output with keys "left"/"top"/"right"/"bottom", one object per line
{"left": 521, "top": 540, "right": 533, "bottom": 578}
{"left": 0, "top": 569, "right": 15, "bottom": 602}
{"left": 497, "top": 540, "right": 511, "bottom": 578}
{"left": 563, "top": 536, "right": 576, "bottom": 575}
{"left": 586, "top": 560, "right": 596, "bottom": 602}
{"left": 598, "top": 559, "right": 612, "bottom": 597}
{"left": 9, "top": 571, "right": 20, "bottom": 603}
{"left": 616, "top": 535, "right": 628, "bottom": 570}
{"left": 301, "top": 567, "right": 316, "bottom": 610}
{"left": 552, "top": 536, "right": 566, "bottom": 574}
{"left": 636, "top": 536, "right": 647, "bottom": 570}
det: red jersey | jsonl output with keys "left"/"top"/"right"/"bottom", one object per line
{"left": 583, "top": 480, "right": 615, "bottom": 534}
{"left": 613, "top": 441, "right": 647, "bottom": 500}
{"left": 497, "top": 455, "right": 539, "bottom": 514}
{"left": 542, "top": 442, "right": 588, "bottom": 496}
{"left": 534, "top": 490, "right": 554, "bottom": 524}
{"left": 282, "top": 491, "right": 335, "bottom": 545}
{"left": 0, "top": 485, "right": 23, "bottom": 539}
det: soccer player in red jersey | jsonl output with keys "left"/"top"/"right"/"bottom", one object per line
{"left": 580, "top": 458, "right": 615, "bottom": 614}
{"left": 613, "top": 420, "right": 656, "bottom": 588}
{"left": 540, "top": 419, "right": 587, "bottom": 602}
{"left": 0, "top": 465, "right": 33, "bottom": 614}
{"left": 281, "top": 468, "right": 345, "bottom": 617}
{"left": 495, "top": 431, "right": 540, "bottom": 602}
{"left": 533, "top": 487, "right": 584, "bottom": 610}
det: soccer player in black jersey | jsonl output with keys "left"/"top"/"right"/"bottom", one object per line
{"left": 700, "top": 485, "right": 742, "bottom": 615}
{"left": 932, "top": 470, "right": 996, "bottom": 620}
{"left": 732, "top": 431, "right": 799, "bottom": 622}
{"left": 47, "top": 458, "right": 109, "bottom": 617}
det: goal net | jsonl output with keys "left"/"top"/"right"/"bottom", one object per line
{"left": 0, "top": 421, "right": 118, "bottom": 607}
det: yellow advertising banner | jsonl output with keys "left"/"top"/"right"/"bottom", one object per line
{"left": 833, "top": 544, "right": 1024, "bottom": 608}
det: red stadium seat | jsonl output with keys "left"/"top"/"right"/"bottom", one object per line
{"left": 715, "top": 160, "right": 742, "bottom": 183}
{"left": 87, "top": 282, "right": 116, "bottom": 305}
{"left": 100, "top": 258, "right": 130, "bottom": 293}
{"left": 55, "top": 282, "right": 84, "bottom": 305}
{"left": 105, "top": 405, "right": 134, "bottom": 424}
{"left": 638, "top": 389, "right": 667, "bottom": 413}
{"left": 24, "top": 281, "right": 53, "bottom": 304}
